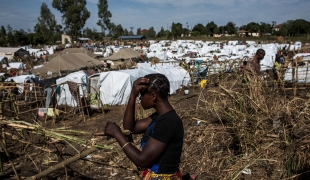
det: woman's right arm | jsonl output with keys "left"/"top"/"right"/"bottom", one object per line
{"left": 123, "top": 78, "right": 151, "bottom": 134}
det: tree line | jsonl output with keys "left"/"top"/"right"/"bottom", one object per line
{"left": 0, "top": 0, "right": 309, "bottom": 47}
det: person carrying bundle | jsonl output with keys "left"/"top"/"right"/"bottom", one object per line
{"left": 105, "top": 74, "right": 196, "bottom": 180}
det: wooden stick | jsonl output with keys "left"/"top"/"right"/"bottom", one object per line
{"left": 0, "top": 139, "right": 20, "bottom": 180}
{"left": 26, "top": 139, "right": 116, "bottom": 180}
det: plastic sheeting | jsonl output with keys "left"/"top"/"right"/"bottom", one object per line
{"left": 98, "top": 71, "right": 132, "bottom": 105}
{"left": 137, "top": 63, "right": 190, "bottom": 94}
{"left": 89, "top": 69, "right": 157, "bottom": 105}
{"left": 7, "top": 62, "right": 25, "bottom": 70}
{"left": 5, "top": 75, "right": 37, "bottom": 93}
{"left": 88, "top": 66, "right": 190, "bottom": 105}
{"left": 284, "top": 63, "right": 310, "bottom": 83}
{"left": 56, "top": 71, "right": 87, "bottom": 107}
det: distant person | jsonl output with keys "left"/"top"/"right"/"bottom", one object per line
{"left": 279, "top": 54, "right": 285, "bottom": 64}
{"left": 273, "top": 58, "right": 282, "bottom": 82}
{"left": 213, "top": 55, "right": 218, "bottom": 61}
{"left": 244, "top": 49, "right": 266, "bottom": 76}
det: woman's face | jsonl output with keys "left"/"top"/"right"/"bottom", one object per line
{"left": 139, "top": 89, "right": 154, "bottom": 109}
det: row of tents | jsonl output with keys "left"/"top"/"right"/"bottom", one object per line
{"left": 6, "top": 63, "right": 190, "bottom": 107}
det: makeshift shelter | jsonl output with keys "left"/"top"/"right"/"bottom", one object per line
{"left": 32, "top": 53, "right": 102, "bottom": 75}
{"left": 89, "top": 69, "right": 157, "bottom": 105}
{"left": 7, "top": 62, "right": 25, "bottom": 70}
{"left": 0, "top": 56, "right": 9, "bottom": 68}
{"left": 0, "top": 48, "right": 29, "bottom": 60}
{"left": 103, "top": 48, "right": 141, "bottom": 61}
{"left": 119, "top": 36, "right": 146, "bottom": 41}
{"left": 5, "top": 74, "right": 38, "bottom": 93}
{"left": 137, "top": 63, "right": 191, "bottom": 94}
{"left": 56, "top": 71, "right": 88, "bottom": 107}
{"left": 60, "top": 48, "right": 97, "bottom": 58}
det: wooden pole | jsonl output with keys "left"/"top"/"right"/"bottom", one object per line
{"left": 0, "top": 140, "right": 20, "bottom": 180}
{"left": 26, "top": 139, "right": 116, "bottom": 180}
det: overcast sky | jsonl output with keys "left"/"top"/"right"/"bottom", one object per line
{"left": 0, "top": 0, "right": 310, "bottom": 33}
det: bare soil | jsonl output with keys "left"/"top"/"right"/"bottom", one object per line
{"left": 1, "top": 79, "right": 309, "bottom": 180}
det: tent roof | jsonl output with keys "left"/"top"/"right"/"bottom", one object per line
{"left": 0, "top": 48, "right": 22, "bottom": 54}
{"left": 78, "top": 38, "right": 90, "bottom": 41}
{"left": 119, "top": 35, "right": 146, "bottom": 40}
{"left": 104, "top": 48, "right": 141, "bottom": 61}
{"left": 32, "top": 53, "right": 102, "bottom": 74}
{"left": 60, "top": 48, "right": 97, "bottom": 57}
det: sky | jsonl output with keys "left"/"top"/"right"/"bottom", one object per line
{"left": 0, "top": 0, "right": 310, "bottom": 33}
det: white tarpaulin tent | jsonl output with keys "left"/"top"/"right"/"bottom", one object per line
{"left": 98, "top": 71, "right": 132, "bottom": 105}
{"left": 88, "top": 66, "right": 189, "bottom": 106}
{"left": 284, "top": 62, "right": 310, "bottom": 83}
{"left": 137, "top": 63, "right": 190, "bottom": 94}
{"left": 56, "top": 71, "right": 88, "bottom": 107}
{"left": 89, "top": 69, "right": 157, "bottom": 105}
{"left": 5, "top": 75, "right": 37, "bottom": 93}
{"left": 7, "top": 62, "right": 25, "bottom": 70}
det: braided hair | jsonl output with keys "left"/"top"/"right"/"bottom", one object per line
{"left": 144, "top": 73, "right": 170, "bottom": 100}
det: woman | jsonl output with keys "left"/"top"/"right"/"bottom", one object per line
{"left": 105, "top": 73, "right": 184, "bottom": 179}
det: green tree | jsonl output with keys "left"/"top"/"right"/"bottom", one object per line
{"left": 14, "top": 29, "right": 29, "bottom": 46}
{"left": 136, "top": 28, "right": 141, "bottom": 35}
{"left": 205, "top": 21, "right": 218, "bottom": 36}
{"left": 171, "top": 22, "right": 183, "bottom": 37}
{"left": 218, "top": 26, "right": 225, "bottom": 34}
{"left": 34, "top": 3, "right": 59, "bottom": 44}
{"left": 192, "top": 23, "right": 205, "bottom": 35}
{"left": 0, "top": 26, "right": 7, "bottom": 46}
{"left": 6, "top": 25, "right": 15, "bottom": 46}
{"left": 123, "top": 28, "right": 129, "bottom": 36}
{"left": 52, "top": 0, "right": 90, "bottom": 40}
{"left": 225, "top": 22, "right": 236, "bottom": 35}
{"left": 259, "top": 22, "right": 272, "bottom": 34}
{"left": 0, "top": 26, "right": 6, "bottom": 39}
{"left": 107, "top": 22, "right": 116, "bottom": 37}
{"left": 147, "top": 26, "right": 156, "bottom": 38}
{"left": 97, "top": 0, "right": 112, "bottom": 33}
{"left": 157, "top": 27, "right": 165, "bottom": 37}
{"left": 245, "top": 22, "right": 260, "bottom": 36}
{"left": 115, "top": 24, "right": 124, "bottom": 37}
{"left": 292, "top": 19, "right": 310, "bottom": 36}
{"left": 84, "top": 27, "right": 95, "bottom": 39}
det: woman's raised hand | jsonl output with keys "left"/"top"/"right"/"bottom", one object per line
{"left": 131, "top": 77, "right": 149, "bottom": 97}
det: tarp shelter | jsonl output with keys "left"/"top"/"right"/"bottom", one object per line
{"left": 56, "top": 71, "right": 88, "bottom": 107}
{"left": 103, "top": 48, "right": 141, "bottom": 61}
{"left": 89, "top": 69, "right": 158, "bottom": 105}
{"left": 294, "top": 53, "right": 310, "bottom": 61}
{"left": 7, "top": 62, "right": 25, "bottom": 70}
{"left": 60, "top": 48, "right": 97, "bottom": 58}
{"left": 32, "top": 53, "right": 102, "bottom": 74}
{"left": 137, "top": 63, "right": 191, "bottom": 94}
{"left": 0, "top": 56, "right": 9, "bottom": 68}
{"left": 119, "top": 36, "right": 146, "bottom": 40}
{"left": 5, "top": 74, "right": 38, "bottom": 93}
{"left": 0, "top": 48, "right": 29, "bottom": 60}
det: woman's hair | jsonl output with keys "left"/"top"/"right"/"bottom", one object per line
{"left": 144, "top": 73, "right": 170, "bottom": 99}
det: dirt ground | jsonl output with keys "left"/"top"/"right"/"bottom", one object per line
{"left": 1, "top": 79, "right": 309, "bottom": 180}
{"left": 0, "top": 87, "right": 201, "bottom": 180}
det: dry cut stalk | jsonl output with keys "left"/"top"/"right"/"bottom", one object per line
{"left": 26, "top": 139, "right": 116, "bottom": 180}
{"left": 0, "top": 139, "right": 21, "bottom": 180}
